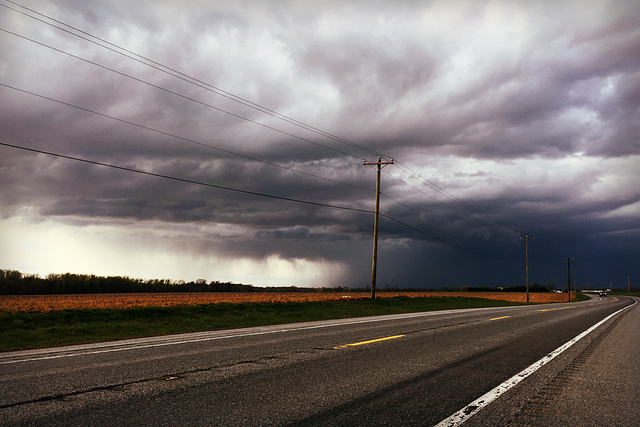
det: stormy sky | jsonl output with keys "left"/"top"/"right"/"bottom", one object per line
{"left": 1, "top": 0, "right": 638, "bottom": 289}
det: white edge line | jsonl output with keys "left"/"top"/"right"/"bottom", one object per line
{"left": 435, "top": 298, "right": 638, "bottom": 427}
{"left": 0, "top": 305, "right": 512, "bottom": 365}
{"left": 0, "top": 301, "right": 585, "bottom": 365}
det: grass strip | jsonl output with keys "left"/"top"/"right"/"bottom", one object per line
{"left": 610, "top": 292, "right": 640, "bottom": 297}
{"left": 0, "top": 296, "right": 527, "bottom": 351}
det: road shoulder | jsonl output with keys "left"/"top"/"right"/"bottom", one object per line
{"left": 464, "top": 297, "right": 639, "bottom": 426}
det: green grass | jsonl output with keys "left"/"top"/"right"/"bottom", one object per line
{"left": 573, "top": 292, "right": 591, "bottom": 302}
{"left": 610, "top": 291, "right": 640, "bottom": 297}
{"left": 0, "top": 296, "right": 528, "bottom": 351}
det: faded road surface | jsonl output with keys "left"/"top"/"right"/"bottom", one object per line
{"left": 0, "top": 296, "right": 635, "bottom": 426}
{"left": 465, "top": 295, "right": 639, "bottom": 426}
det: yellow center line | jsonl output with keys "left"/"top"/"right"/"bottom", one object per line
{"left": 490, "top": 316, "right": 511, "bottom": 321}
{"left": 334, "top": 335, "right": 405, "bottom": 349}
{"left": 538, "top": 306, "right": 577, "bottom": 312}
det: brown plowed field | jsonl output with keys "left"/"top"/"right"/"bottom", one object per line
{"left": 0, "top": 292, "right": 574, "bottom": 312}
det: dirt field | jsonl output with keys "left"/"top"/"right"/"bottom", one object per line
{"left": 0, "top": 291, "right": 574, "bottom": 312}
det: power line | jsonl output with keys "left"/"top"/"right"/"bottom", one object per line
{"left": 0, "top": 141, "right": 373, "bottom": 214}
{"left": 392, "top": 161, "right": 522, "bottom": 236}
{"left": 382, "top": 168, "right": 516, "bottom": 235}
{"left": 383, "top": 169, "right": 473, "bottom": 220}
{"left": 0, "top": 27, "right": 360, "bottom": 160}
{"left": 0, "top": 82, "right": 371, "bottom": 194}
{"left": 1, "top": 140, "right": 502, "bottom": 259}
{"left": 0, "top": 82, "right": 436, "bottom": 230}
{"left": 1, "top": 78, "right": 508, "bottom": 244}
{"left": 1, "top": 7, "right": 518, "bottom": 237}
{"left": 378, "top": 190, "right": 451, "bottom": 228}
{"left": 1, "top": 0, "right": 526, "bottom": 246}
{"left": 379, "top": 214, "right": 502, "bottom": 260}
{"left": 1, "top": 0, "right": 387, "bottom": 160}
{"left": 0, "top": 83, "right": 515, "bottom": 263}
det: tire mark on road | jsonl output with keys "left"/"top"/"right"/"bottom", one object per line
{"left": 517, "top": 308, "right": 629, "bottom": 424}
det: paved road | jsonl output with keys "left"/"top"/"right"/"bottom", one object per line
{"left": 0, "top": 296, "right": 635, "bottom": 426}
{"left": 465, "top": 295, "right": 640, "bottom": 426}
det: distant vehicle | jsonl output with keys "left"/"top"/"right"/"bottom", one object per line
{"left": 553, "top": 290, "right": 563, "bottom": 294}
{"left": 599, "top": 292, "right": 607, "bottom": 297}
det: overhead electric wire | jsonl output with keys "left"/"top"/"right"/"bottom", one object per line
{"left": 382, "top": 169, "right": 473, "bottom": 219}
{"left": 0, "top": 140, "right": 502, "bottom": 259}
{"left": 0, "top": 141, "right": 373, "bottom": 214}
{"left": 0, "top": 27, "right": 361, "bottom": 160}
{"left": 2, "top": 3, "right": 509, "bottom": 232}
{"left": 378, "top": 190, "right": 451, "bottom": 229}
{"left": 1, "top": 0, "right": 524, "bottom": 247}
{"left": 383, "top": 168, "right": 516, "bottom": 233}
{"left": 379, "top": 214, "right": 501, "bottom": 259}
{"left": 0, "top": 13, "right": 458, "bottom": 223}
{"left": 1, "top": 0, "right": 386, "bottom": 160}
{"left": 393, "top": 161, "right": 522, "bottom": 235}
{"left": 0, "top": 82, "right": 430, "bottom": 227}
{"left": 0, "top": 82, "right": 370, "bottom": 194}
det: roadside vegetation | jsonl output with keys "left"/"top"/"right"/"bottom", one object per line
{"left": 1, "top": 296, "right": 525, "bottom": 351}
{"left": 0, "top": 269, "right": 564, "bottom": 295}
{"left": 611, "top": 291, "right": 640, "bottom": 297}
{"left": 0, "top": 269, "right": 274, "bottom": 295}
{"left": 0, "top": 269, "right": 599, "bottom": 352}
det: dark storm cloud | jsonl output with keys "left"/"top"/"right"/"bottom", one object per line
{"left": 1, "top": 0, "right": 639, "bottom": 287}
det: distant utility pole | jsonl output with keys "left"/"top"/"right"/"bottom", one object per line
{"left": 566, "top": 257, "right": 574, "bottom": 302}
{"left": 520, "top": 235, "right": 534, "bottom": 303}
{"left": 363, "top": 156, "right": 394, "bottom": 300}
{"left": 629, "top": 277, "right": 631, "bottom": 293}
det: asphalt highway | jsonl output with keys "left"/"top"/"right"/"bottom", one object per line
{"left": 0, "top": 295, "right": 636, "bottom": 426}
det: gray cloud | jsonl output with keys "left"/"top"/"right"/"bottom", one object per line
{"left": 1, "top": 0, "right": 639, "bottom": 288}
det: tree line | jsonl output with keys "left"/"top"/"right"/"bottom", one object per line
{"left": 0, "top": 270, "right": 309, "bottom": 295}
{"left": 1, "top": 269, "right": 559, "bottom": 295}
{"left": 459, "top": 285, "right": 552, "bottom": 293}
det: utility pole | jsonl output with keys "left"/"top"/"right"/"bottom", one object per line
{"left": 363, "top": 157, "right": 394, "bottom": 300}
{"left": 566, "top": 257, "right": 573, "bottom": 302}
{"left": 628, "top": 277, "right": 631, "bottom": 293}
{"left": 520, "top": 235, "right": 534, "bottom": 303}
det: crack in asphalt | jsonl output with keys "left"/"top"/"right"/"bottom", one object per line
{"left": 0, "top": 315, "right": 493, "bottom": 411}
{"left": 0, "top": 352, "right": 302, "bottom": 409}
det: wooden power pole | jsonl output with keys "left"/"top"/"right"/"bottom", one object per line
{"left": 566, "top": 257, "right": 573, "bottom": 302}
{"left": 520, "top": 235, "right": 534, "bottom": 303}
{"left": 363, "top": 157, "right": 394, "bottom": 300}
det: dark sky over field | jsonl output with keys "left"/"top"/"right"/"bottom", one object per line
{"left": 1, "top": 0, "right": 639, "bottom": 289}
